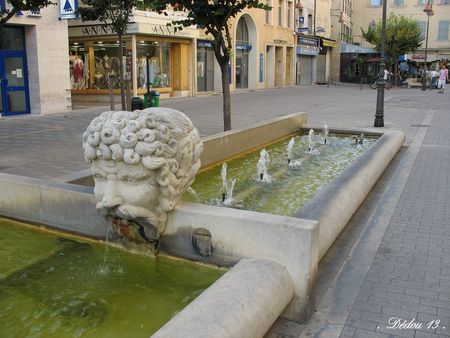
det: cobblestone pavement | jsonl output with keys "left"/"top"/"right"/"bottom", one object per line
{"left": 1, "top": 84, "right": 450, "bottom": 337}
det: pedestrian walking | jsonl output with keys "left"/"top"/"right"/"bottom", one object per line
{"left": 438, "top": 65, "right": 449, "bottom": 94}
{"left": 430, "top": 70, "right": 438, "bottom": 89}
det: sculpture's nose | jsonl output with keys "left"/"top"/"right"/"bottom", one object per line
{"left": 101, "top": 180, "right": 123, "bottom": 209}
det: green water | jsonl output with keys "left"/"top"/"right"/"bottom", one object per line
{"left": 185, "top": 133, "right": 377, "bottom": 216}
{"left": 0, "top": 218, "right": 224, "bottom": 338}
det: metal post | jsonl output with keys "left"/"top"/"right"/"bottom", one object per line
{"left": 421, "top": 15, "right": 430, "bottom": 91}
{"left": 313, "top": 0, "right": 316, "bottom": 35}
{"left": 374, "top": 0, "right": 387, "bottom": 128}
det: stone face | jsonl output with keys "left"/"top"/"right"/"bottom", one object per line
{"left": 83, "top": 108, "right": 203, "bottom": 248}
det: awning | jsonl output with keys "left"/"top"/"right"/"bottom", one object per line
{"left": 341, "top": 42, "right": 377, "bottom": 54}
{"left": 321, "top": 37, "right": 337, "bottom": 48}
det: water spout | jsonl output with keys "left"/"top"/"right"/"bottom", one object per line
{"left": 352, "top": 133, "right": 364, "bottom": 144}
{"left": 220, "top": 163, "right": 237, "bottom": 205}
{"left": 308, "top": 129, "right": 315, "bottom": 153}
{"left": 287, "top": 137, "right": 295, "bottom": 164}
{"left": 257, "top": 148, "right": 272, "bottom": 182}
{"left": 287, "top": 137, "right": 302, "bottom": 168}
{"left": 323, "top": 124, "right": 329, "bottom": 144}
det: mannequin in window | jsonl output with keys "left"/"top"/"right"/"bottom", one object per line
{"left": 94, "top": 57, "right": 105, "bottom": 89}
{"left": 73, "top": 57, "right": 85, "bottom": 89}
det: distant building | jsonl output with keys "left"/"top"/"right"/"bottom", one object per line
{"left": 294, "top": 0, "right": 337, "bottom": 85}
{"left": 0, "top": 3, "right": 71, "bottom": 116}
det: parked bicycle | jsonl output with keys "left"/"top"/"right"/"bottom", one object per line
{"left": 370, "top": 77, "right": 392, "bottom": 90}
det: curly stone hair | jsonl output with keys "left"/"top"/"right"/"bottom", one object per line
{"left": 83, "top": 108, "right": 203, "bottom": 212}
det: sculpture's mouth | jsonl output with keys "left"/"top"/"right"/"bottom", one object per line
{"left": 107, "top": 216, "right": 160, "bottom": 252}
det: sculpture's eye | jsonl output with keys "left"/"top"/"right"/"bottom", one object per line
{"left": 126, "top": 178, "right": 138, "bottom": 184}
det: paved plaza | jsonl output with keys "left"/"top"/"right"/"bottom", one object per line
{"left": 1, "top": 84, "right": 450, "bottom": 337}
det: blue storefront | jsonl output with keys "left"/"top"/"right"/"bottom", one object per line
{"left": 296, "top": 35, "right": 320, "bottom": 85}
{"left": 0, "top": 25, "right": 31, "bottom": 116}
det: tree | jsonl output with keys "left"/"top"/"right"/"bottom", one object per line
{"left": 153, "top": 0, "right": 269, "bottom": 131}
{"left": 78, "top": 0, "right": 152, "bottom": 110}
{"left": 362, "top": 14, "right": 423, "bottom": 83}
{"left": 0, "top": 0, "right": 54, "bottom": 26}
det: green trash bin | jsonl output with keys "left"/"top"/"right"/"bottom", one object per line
{"left": 150, "top": 91, "right": 160, "bottom": 107}
{"left": 143, "top": 93, "right": 151, "bottom": 108}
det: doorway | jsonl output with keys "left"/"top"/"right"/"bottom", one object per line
{"left": 197, "top": 45, "right": 215, "bottom": 92}
{"left": 0, "top": 52, "right": 30, "bottom": 116}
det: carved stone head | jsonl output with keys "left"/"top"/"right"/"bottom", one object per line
{"left": 83, "top": 108, "right": 203, "bottom": 249}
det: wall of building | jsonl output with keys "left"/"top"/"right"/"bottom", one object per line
{"left": 353, "top": 0, "right": 450, "bottom": 61}
{"left": 8, "top": 5, "right": 71, "bottom": 115}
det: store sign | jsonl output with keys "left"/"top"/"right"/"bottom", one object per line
{"left": 259, "top": 53, "right": 263, "bottom": 83}
{"left": 0, "top": 0, "right": 41, "bottom": 17}
{"left": 27, "top": 8, "right": 41, "bottom": 17}
{"left": 198, "top": 40, "right": 213, "bottom": 48}
{"left": 298, "top": 37, "right": 318, "bottom": 47}
{"left": 236, "top": 44, "right": 252, "bottom": 51}
{"left": 60, "top": 0, "right": 78, "bottom": 20}
{"left": 79, "top": 24, "right": 138, "bottom": 36}
{"left": 412, "top": 54, "right": 426, "bottom": 60}
{"left": 297, "top": 37, "right": 319, "bottom": 55}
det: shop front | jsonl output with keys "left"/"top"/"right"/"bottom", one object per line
{"left": 196, "top": 40, "right": 215, "bottom": 92}
{"left": 68, "top": 21, "right": 197, "bottom": 102}
{"left": 0, "top": 26, "right": 30, "bottom": 116}
{"left": 296, "top": 35, "right": 319, "bottom": 85}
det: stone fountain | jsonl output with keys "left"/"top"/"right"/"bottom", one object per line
{"left": 82, "top": 109, "right": 203, "bottom": 252}
{"left": 0, "top": 109, "right": 405, "bottom": 337}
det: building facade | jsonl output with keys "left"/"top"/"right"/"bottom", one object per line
{"left": 68, "top": 9, "right": 198, "bottom": 105}
{"left": 69, "top": 5, "right": 297, "bottom": 104}
{"left": 195, "top": 3, "right": 297, "bottom": 94}
{"left": 295, "top": 0, "right": 336, "bottom": 85}
{"left": 352, "top": 0, "right": 450, "bottom": 72}
{"left": 0, "top": 2, "right": 71, "bottom": 116}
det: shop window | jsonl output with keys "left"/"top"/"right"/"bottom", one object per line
{"left": 69, "top": 42, "right": 89, "bottom": 90}
{"left": 92, "top": 41, "right": 124, "bottom": 90}
{"left": 137, "top": 41, "right": 171, "bottom": 89}
{"left": 0, "top": 26, "right": 24, "bottom": 51}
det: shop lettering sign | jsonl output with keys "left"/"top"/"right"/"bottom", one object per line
{"left": 150, "top": 24, "right": 176, "bottom": 36}
{"left": 82, "top": 25, "right": 115, "bottom": 36}
{"left": 298, "top": 37, "right": 318, "bottom": 47}
{"left": 80, "top": 24, "right": 138, "bottom": 36}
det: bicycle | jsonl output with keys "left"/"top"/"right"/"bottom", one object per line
{"left": 370, "top": 77, "right": 392, "bottom": 90}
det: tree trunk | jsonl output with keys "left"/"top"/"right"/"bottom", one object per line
{"left": 219, "top": 61, "right": 231, "bottom": 131}
{"left": 118, "top": 33, "right": 126, "bottom": 111}
{"left": 394, "top": 59, "right": 399, "bottom": 87}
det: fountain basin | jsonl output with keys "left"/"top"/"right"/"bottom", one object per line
{"left": 0, "top": 217, "right": 224, "bottom": 337}
{"left": 0, "top": 112, "right": 405, "bottom": 335}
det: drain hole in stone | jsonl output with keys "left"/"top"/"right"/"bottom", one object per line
{"left": 192, "top": 228, "right": 212, "bottom": 257}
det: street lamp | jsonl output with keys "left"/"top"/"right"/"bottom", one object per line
{"left": 374, "top": 0, "right": 387, "bottom": 127}
{"left": 421, "top": 1, "right": 434, "bottom": 91}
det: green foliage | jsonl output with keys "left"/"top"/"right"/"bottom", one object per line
{"left": 361, "top": 14, "right": 424, "bottom": 66}
{"left": 78, "top": 0, "right": 136, "bottom": 35}
{"left": 153, "top": 0, "right": 270, "bottom": 130}
{"left": 152, "top": 0, "right": 269, "bottom": 64}
{"left": 0, "top": 0, "right": 54, "bottom": 26}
